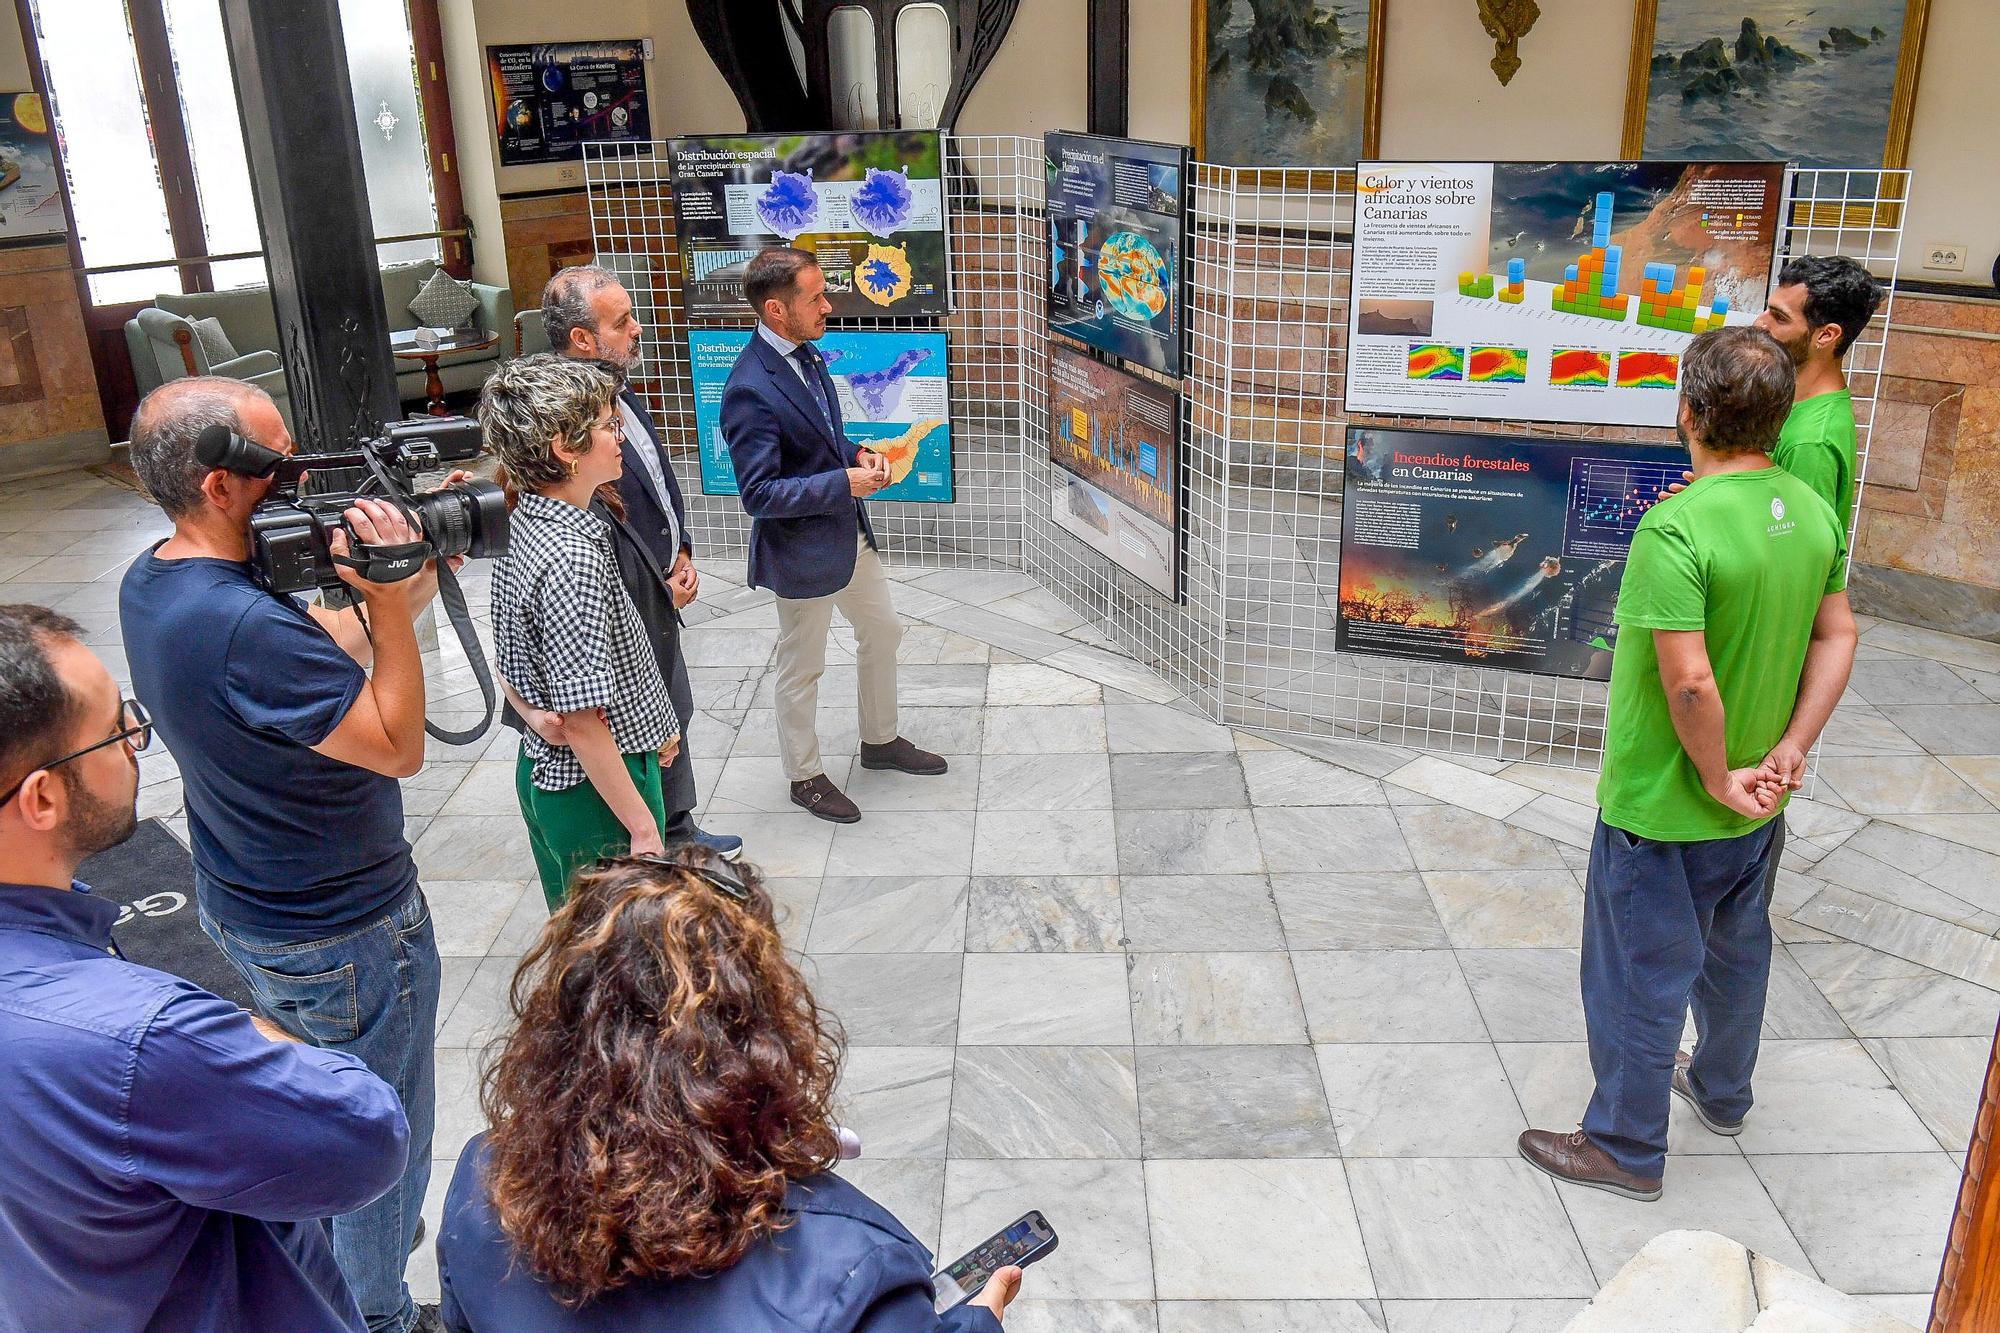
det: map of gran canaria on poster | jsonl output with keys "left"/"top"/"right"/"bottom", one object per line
{"left": 1344, "top": 161, "right": 1784, "bottom": 428}
{"left": 1337, "top": 427, "right": 1689, "bottom": 680}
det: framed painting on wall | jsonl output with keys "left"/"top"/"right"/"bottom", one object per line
{"left": 1191, "top": 0, "right": 1385, "bottom": 169}
{"left": 1621, "top": 0, "right": 1931, "bottom": 170}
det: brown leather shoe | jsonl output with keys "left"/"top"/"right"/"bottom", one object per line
{"left": 1672, "top": 1050, "right": 1745, "bottom": 1136}
{"left": 859, "top": 736, "right": 948, "bottom": 775}
{"left": 790, "top": 775, "right": 861, "bottom": 823}
{"left": 1517, "top": 1128, "right": 1663, "bottom": 1201}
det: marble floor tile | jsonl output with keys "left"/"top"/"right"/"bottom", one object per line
{"left": 1861, "top": 621, "right": 2000, "bottom": 676}
{"left": 1238, "top": 748, "right": 1387, "bottom": 807}
{"left": 702, "top": 810, "right": 836, "bottom": 878}
{"left": 983, "top": 704, "right": 1110, "bottom": 754}
{"left": 834, "top": 1046, "right": 956, "bottom": 1158}
{"left": 1876, "top": 811, "right": 2000, "bottom": 858}
{"left": 1861, "top": 1036, "right": 1991, "bottom": 1154}
{"left": 434, "top": 956, "right": 480, "bottom": 1037}
{"left": 1147, "top": 1159, "right": 1374, "bottom": 1300}
{"left": 1820, "top": 821, "right": 2000, "bottom": 923}
{"left": 1007, "top": 1301, "right": 1162, "bottom": 1333}
{"left": 959, "top": 953, "right": 1133, "bottom": 1045}
{"left": 911, "top": 567, "right": 1040, "bottom": 605}
{"left": 486, "top": 887, "right": 553, "bottom": 956}
{"left": 1496, "top": 763, "right": 1602, "bottom": 805}
{"left": 1423, "top": 870, "right": 1582, "bottom": 949}
{"left": 1395, "top": 807, "right": 1569, "bottom": 872}
{"left": 760, "top": 876, "right": 820, "bottom": 950}
{"left": 435, "top": 954, "right": 522, "bottom": 1049}
{"left": 1728, "top": 1039, "right": 1940, "bottom": 1155}
{"left": 888, "top": 663, "right": 991, "bottom": 707}
{"left": 838, "top": 755, "right": 983, "bottom": 812}
{"left": 1137, "top": 1044, "right": 1341, "bottom": 1159}
{"left": 1752, "top": 1152, "right": 1962, "bottom": 1294}
{"left": 1129, "top": 951, "right": 1308, "bottom": 1045}
{"left": 411, "top": 816, "right": 534, "bottom": 883}
{"left": 1255, "top": 806, "right": 1415, "bottom": 874}
{"left": 1495, "top": 1041, "right": 1744, "bottom": 1158}
{"left": 1043, "top": 645, "right": 1185, "bottom": 704}
{"left": 824, "top": 810, "right": 977, "bottom": 877}
{"left": 978, "top": 752, "right": 1115, "bottom": 809}
{"left": 1503, "top": 795, "right": 1599, "bottom": 852}
{"left": 400, "top": 761, "right": 473, "bottom": 817}
{"left": 803, "top": 953, "right": 962, "bottom": 1045}
{"left": 1941, "top": 755, "right": 2000, "bottom": 807}
{"left": 1816, "top": 706, "right": 1926, "bottom": 757}
{"left": 1879, "top": 704, "right": 2000, "bottom": 757}
{"left": 1317, "top": 1043, "right": 1527, "bottom": 1157}
{"left": 928, "top": 604, "right": 1079, "bottom": 660}
{"left": 679, "top": 626, "right": 776, "bottom": 667}
{"left": 1117, "top": 808, "right": 1265, "bottom": 875}
{"left": 1270, "top": 873, "right": 1450, "bottom": 949}
{"left": 986, "top": 661, "right": 1104, "bottom": 706}
{"left": 1120, "top": 875, "right": 1285, "bottom": 951}
{"left": 1791, "top": 886, "right": 2000, "bottom": 996}
{"left": 1105, "top": 702, "right": 1237, "bottom": 753}
{"left": 432, "top": 1046, "right": 488, "bottom": 1160}
{"left": 973, "top": 808, "right": 1120, "bottom": 875}
{"left": 948, "top": 1046, "right": 1141, "bottom": 1158}
{"left": 1378, "top": 1300, "right": 1586, "bottom": 1333}
{"left": 1817, "top": 755, "right": 1993, "bottom": 815}
{"left": 1111, "top": 752, "right": 1250, "bottom": 808}
{"left": 1386, "top": 756, "right": 1537, "bottom": 820}
{"left": 1155, "top": 1301, "right": 1389, "bottom": 1332}
{"left": 1293, "top": 950, "right": 1489, "bottom": 1043}
{"left": 1554, "top": 1154, "right": 1814, "bottom": 1283}
{"left": 1458, "top": 949, "right": 1585, "bottom": 1042}
{"left": 942, "top": 1160, "right": 1154, "bottom": 1300}
{"left": 1347, "top": 1158, "right": 1595, "bottom": 1299}
{"left": 806, "top": 876, "right": 969, "bottom": 953}
{"left": 1844, "top": 657, "right": 1990, "bottom": 706}
{"left": 964, "top": 875, "right": 1123, "bottom": 952}
{"left": 1759, "top": 943, "right": 1853, "bottom": 1040}
{"left": 423, "top": 880, "right": 529, "bottom": 957}
{"left": 837, "top": 1157, "right": 946, "bottom": 1255}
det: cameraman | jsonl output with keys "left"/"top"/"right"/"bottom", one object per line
{"left": 118, "top": 377, "right": 444, "bottom": 1333}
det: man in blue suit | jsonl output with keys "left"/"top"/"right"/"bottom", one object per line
{"left": 539, "top": 264, "right": 742, "bottom": 858}
{"left": 722, "top": 248, "right": 946, "bottom": 823}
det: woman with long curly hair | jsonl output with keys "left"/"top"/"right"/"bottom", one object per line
{"left": 435, "top": 850, "right": 1024, "bottom": 1330}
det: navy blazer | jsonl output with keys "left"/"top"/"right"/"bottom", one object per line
{"left": 438, "top": 1133, "right": 1002, "bottom": 1333}
{"left": 720, "top": 332, "right": 879, "bottom": 599}
{"left": 614, "top": 387, "right": 693, "bottom": 573}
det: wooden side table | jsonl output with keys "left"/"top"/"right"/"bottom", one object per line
{"left": 391, "top": 329, "right": 499, "bottom": 416}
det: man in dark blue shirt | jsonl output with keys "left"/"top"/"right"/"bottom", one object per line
{"left": 0, "top": 603, "right": 409, "bottom": 1330}
{"left": 120, "top": 378, "right": 443, "bottom": 1333}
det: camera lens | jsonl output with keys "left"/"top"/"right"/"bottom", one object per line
{"left": 410, "top": 479, "right": 509, "bottom": 561}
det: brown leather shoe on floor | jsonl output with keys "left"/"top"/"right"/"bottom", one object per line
{"left": 791, "top": 775, "right": 861, "bottom": 823}
{"left": 1517, "top": 1128, "right": 1662, "bottom": 1201}
{"left": 859, "top": 737, "right": 949, "bottom": 775}
{"left": 1671, "top": 1050, "right": 1745, "bottom": 1136}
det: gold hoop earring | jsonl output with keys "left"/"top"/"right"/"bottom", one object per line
{"left": 567, "top": 459, "right": 579, "bottom": 479}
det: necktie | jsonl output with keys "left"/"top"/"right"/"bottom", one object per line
{"left": 792, "top": 345, "right": 834, "bottom": 432}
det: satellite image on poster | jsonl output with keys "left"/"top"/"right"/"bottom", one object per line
{"left": 1048, "top": 340, "right": 1181, "bottom": 599}
{"left": 0, "top": 94, "right": 64, "bottom": 241}
{"left": 1337, "top": 426, "right": 1690, "bottom": 680}
{"left": 1046, "top": 132, "right": 1186, "bottom": 378}
{"left": 668, "top": 132, "right": 949, "bottom": 320}
{"left": 688, "top": 329, "right": 954, "bottom": 504}
{"left": 1345, "top": 160, "right": 1784, "bottom": 428}
{"left": 488, "top": 42, "right": 651, "bottom": 167}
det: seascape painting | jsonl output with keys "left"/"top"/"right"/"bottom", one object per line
{"left": 1639, "top": 0, "right": 1913, "bottom": 168}
{"left": 1201, "top": 0, "right": 1372, "bottom": 168}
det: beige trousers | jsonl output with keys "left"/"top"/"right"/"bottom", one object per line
{"left": 772, "top": 534, "right": 902, "bottom": 782}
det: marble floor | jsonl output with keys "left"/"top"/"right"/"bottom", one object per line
{"left": 7, "top": 467, "right": 1995, "bottom": 1331}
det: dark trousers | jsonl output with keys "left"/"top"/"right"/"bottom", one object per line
{"left": 1580, "top": 814, "right": 1779, "bottom": 1178}
{"left": 658, "top": 611, "right": 699, "bottom": 836}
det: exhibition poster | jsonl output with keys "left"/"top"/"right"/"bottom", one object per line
{"left": 667, "top": 132, "right": 949, "bottom": 320}
{"left": 0, "top": 94, "right": 65, "bottom": 241}
{"left": 1344, "top": 160, "right": 1785, "bottom": 428}
{"left": 1337, "top": 426, "right": 1690, "bottom": 680}
{"left": 1048, "top": 340, "right": 1182, "bottom": 599}
{"left": 688, "top": 329, "right": 954, "bottom": 504}
{"left": 488, "top": 42, "right": 651, "bottom": 166}
{"left": 1046, "top": 131, "right": 1187, "bottom": 378}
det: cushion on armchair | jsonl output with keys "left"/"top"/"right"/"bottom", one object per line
{"left": 409, "top": 269, "right": 480, "bottom": 330}
{"left": 190, "top": 317, "right": 238, "bottom": 369}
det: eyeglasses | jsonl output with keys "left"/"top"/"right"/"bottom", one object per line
{"left": 592, "top": 415, "right": 626, "bottom": 442}
{"left": 0, "top": 698, "right": 152, "bottom": 808}
{"left": 593, "top": 848, "right": 750, "bottom": 902}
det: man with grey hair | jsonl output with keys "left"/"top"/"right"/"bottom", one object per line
{"left": 1519, "top": 327, "right": 1856, "bottom": 1202}
{"left": 538, "top": 263, "right": 740, "bottom": 860}
{"left": 117, "top": 376, "right": 447, "bottom": 1333}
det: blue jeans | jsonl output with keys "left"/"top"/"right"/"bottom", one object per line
{"left": 1580, "top": 815, "right": 1777, "bottom": 1178}
{"left": 201, "top": 888, "right": 439, "bottom": 1333}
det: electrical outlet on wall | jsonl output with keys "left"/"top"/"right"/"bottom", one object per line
{"left": 1922, "top": 242, "right": 1967, "bottom": 272}
{"left": 558, "top": 164, "right": 581, "bottom": 185}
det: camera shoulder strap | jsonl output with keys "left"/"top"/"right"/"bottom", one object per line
{"left": 423, "top": 558, "right": 498, "bottom": 748}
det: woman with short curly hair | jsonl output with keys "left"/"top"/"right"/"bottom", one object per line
{"left": 435, "top": 851, "right": 1023, "bottom": 1329}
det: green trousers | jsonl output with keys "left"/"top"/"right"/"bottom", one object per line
{"left": 514, "top": 745, "right": 666, "bottom": 909}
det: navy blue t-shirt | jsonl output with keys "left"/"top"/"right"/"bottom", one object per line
{"left": 121, "top": 548, "right": 416, "bottom": 935}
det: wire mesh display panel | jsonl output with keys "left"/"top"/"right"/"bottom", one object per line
{"left": 582, "top": 140, "right": 1907, "bottom": 770}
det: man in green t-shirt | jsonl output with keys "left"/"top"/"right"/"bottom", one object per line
{"left": 1754, "top": 253, "right": 1885, "bottom": 533}
{"left": 1519, "top": 328, "right": 1857, "bottom": 1202}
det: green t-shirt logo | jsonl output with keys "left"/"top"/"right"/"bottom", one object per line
{"left": 1770, "top": 496, "right": 1786, "bottom": 521}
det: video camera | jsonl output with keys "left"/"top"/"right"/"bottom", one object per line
{"left": 194, "top": 415, "right": 509, "bottom": 606}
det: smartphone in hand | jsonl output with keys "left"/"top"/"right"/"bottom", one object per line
{"left": 931, "top": 1210, "right": 1058, "bottom": 1313}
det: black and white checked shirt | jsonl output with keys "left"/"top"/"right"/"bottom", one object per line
{"left": 491, "top": 492, "right": 679, "bottom": 792}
